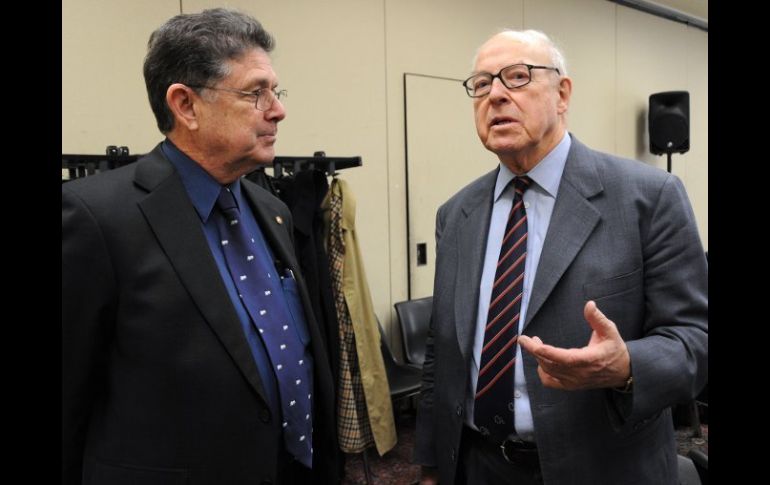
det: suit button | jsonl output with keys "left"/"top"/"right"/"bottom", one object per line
{"left": 259, "top": 408, "right": 271, "bottom": 423}
{"left": 450, "top": 447, "right": 456, "bottom": 462}
{"left": 455, "top": 405, "right": 464, "bottom": 417}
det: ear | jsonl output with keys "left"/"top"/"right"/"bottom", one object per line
{"left": 166, "top": 83, "right": 201, "bottom": 131}
{"left": 556, "top": 76, "right": 572, "bottom": 115}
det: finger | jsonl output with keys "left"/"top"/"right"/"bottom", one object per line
{"left": 517, "top": 335, "right": 537, "bottom": 352}
{"left": 518, "top": 334, "right": 545, "bottom": 354}
{"left": 584, "top": 300, "right": 619, "bottom": 339}
{"left": 537, "top": 365, "right": 564, "bottom": 389}
{"left": 528, "top": 342, "right": 581, "bottom": 366}
{"left": 533, "top": 355, "right": 571, "bottom": 381}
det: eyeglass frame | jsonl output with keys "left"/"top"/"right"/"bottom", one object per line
{"left": 187, "top": 84, "right": 287, "bottom": 111}
{"left": 462, "top": 63, "right": 561, "bottom": 98}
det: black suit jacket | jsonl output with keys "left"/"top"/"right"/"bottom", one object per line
{"left": 62, "top": 144, "right": 339, "bottom": 484}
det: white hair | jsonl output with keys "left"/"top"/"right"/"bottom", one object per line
{"left": 473, "top": 28, "right": 568, "bottom": 76}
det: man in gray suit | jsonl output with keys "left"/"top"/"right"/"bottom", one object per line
{"left": 414, "top": 29, "right": 707, "bottom": 485}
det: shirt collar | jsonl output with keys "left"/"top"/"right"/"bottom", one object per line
{"left": 493, "top": 131, "right": 571, "bottom": 201}
{"left": 161, "top": 139, "right": 243, "bottom": 222}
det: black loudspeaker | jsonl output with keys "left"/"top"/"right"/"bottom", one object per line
{"left": 649, "top": 91, "right": 689, "bottom": 155}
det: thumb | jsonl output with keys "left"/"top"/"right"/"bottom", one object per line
{"left": 584, "top": 300, "right": 618, "bottom": 339}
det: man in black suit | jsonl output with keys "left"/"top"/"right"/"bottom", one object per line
{"left": 62, "top": 8, "right": 339, "bottom": 484}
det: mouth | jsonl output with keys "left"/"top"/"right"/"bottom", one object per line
{"left": 259, "top": 132, "right": 278, "bottom": 143}
{"left": 489, "top": 116, "right": 517, "bottom": 128}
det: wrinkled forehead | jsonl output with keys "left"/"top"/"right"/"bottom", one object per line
{"left": 224, "top": 48, "right": 279, "bottom": 85}
{"left": 473, "top": 34, "right": 550, "bottom": 73}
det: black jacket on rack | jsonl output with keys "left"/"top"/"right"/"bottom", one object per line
{"left": 256, "top": 169, "right": 341, "bottom": 382}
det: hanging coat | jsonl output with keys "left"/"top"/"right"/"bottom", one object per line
{"left": 322, "top": 178, "right": 397, "bottom": 456}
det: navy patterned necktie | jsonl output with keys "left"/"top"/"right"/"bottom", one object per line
{"left": 215, "top": 187, "right": 314, "bottom": 467}
{"left": 474, "top": 176, "right": 532, "bottom": 441}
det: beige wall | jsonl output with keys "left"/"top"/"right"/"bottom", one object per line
{"left": 62, "top": 0, "right": 708, "bottom": 349}
{"left": 62, "top": 0, "right": 180, "bottom": 153}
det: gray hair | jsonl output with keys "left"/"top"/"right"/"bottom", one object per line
{"left": 143, "top": 8, "right": 274, "bottom": 133}
{"left": 474, "top": 29, "right": 568, "bottom": 77}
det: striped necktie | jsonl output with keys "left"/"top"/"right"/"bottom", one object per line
{"left": 474, "top": 176, "right": 532, "bottom": 441}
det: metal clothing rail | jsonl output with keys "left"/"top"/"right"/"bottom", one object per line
{"left": 62, "top": 149, "right": 362, "bottom": 182}
{"left": 272, "top": 151, "right": 362, "bottom": 178}
{"left": 62, "top": 153, "right": 140, "bottom": 181}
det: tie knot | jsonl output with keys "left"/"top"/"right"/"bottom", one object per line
{"left": 513, "top": 176, "right": 532, "bottom": 195}
{"left": 216, "top": 187, "right": 239, "bottom": 215}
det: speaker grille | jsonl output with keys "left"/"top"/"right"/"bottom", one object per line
{"left": 649, "top": 91, "right": 690, "bottom": 155}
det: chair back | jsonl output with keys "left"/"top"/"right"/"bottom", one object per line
{"left": 678, "top": 454, "right": 702, "bottom": 485}
{"left": 377, "top": 320, "right": 422, "bottom": 402}
{"left": 394, "top": 296, "right": 433, "bottom": 367}
{"left": 688, "top": 449, "right": 708, "bottom": 485}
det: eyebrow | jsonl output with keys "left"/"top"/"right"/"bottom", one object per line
{"left": 244, "top": 78, "right": 277, "bottom": 90}
{"left": 471, "top": 61, "right": 530, "bottom": 75}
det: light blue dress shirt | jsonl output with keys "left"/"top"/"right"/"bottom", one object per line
{"left": 467, "top": 132, "right": 571, "bottom": 442}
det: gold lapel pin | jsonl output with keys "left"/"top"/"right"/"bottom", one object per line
{"left": 275, "top": 215, "right": 283, "bottom": 224}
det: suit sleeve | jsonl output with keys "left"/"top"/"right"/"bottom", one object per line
{"left": 613, "top": 174, "right": 708, "bottom": 424}
{"left": 412, "top": 206, "right": 447, "bottom": 466}
{"left": 62, "top": 187, "right": 118, "bottom": 484}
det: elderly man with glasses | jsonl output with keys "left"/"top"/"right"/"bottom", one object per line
{"left": 414, "top": 29, "right": 707, "bottom": 485}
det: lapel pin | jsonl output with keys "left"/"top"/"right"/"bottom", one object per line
{"left": 275, "top": 215, "right": 283, "bottom": 224}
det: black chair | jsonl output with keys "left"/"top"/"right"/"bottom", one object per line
{"left": 393, "top": 296, "right": 433, "bottom": 369}
{"left": 378, "top": 321, "right": 422, "bottom": 404}
{"left": 678, "top": 453, "right": 702, "bottom": 485}
{"left": 673, "top": 251, "right": 708, "bottom": 435}
{"left": 688, "top": 449, "right": 708, "bottom": 485}
{"left": 698, "top": 251, "right": 707, "bottom": 425}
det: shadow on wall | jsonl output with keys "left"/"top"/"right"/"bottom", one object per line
{"left": 636, "top": 106, "right": 648, "bottom": 161}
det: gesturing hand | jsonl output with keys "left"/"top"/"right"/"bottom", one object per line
{"left": 517, "top": 301, "right": 631, "bottom": 390}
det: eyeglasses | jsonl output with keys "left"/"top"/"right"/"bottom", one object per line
{"left": 188, "top": 85, "right": 287, "bottom": 111}
{"left": 462, "top": 63, "right": 560, "bottom": 98}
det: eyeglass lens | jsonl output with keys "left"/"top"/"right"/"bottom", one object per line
{"left": 467, "top": 65, "right": 531, "bottom": 96}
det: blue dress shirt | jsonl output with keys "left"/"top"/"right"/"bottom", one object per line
{"left": 467, "top": 132, "right": 571, "bottom": 441}
{"left": 161, "top": 140, "right": 284, "bottom": 413}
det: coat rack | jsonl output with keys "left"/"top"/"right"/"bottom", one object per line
{"left": 62, "top": 146, "right": 138, "bottom": 181}
{"left": 272, "top": 151, "right": 362, "bottom": 178}
{"left": 62, "top": 148, "right": 362, "bottom": 182}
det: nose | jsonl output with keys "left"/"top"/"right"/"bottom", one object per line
{"left": 265, "top": 97, "right": 286, "bottom": 122}
{"left": 487, "top": 77, "right": 510, "bottom": 103}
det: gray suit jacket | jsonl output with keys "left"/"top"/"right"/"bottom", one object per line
{"left": 414, "top": 135, "right": 708, "bottom": 485}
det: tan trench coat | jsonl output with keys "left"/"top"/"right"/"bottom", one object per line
{"left": 322, "top": 178, "right": 397, "bottom": 455}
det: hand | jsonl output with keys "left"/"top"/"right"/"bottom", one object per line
{"left": 517, "top": 300, "right": 631, "bottom": 390}
{"left": 419, "top": 465, "right": 440, "bottom": 484}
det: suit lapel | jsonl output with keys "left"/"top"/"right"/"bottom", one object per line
{"left": 241, "top": 182, "right": 313, "bottom": 333}
{"left": 454, "top": 170, "right": 497, "bottom": 363}
{"left": 242, "top": 182, "right": 299, "bottom": 273}
{"left": 135, "top": 151, "right": 270, "bottom": 405}
{"left": 524, "top": 137, "right": 603, "bottom": 328}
